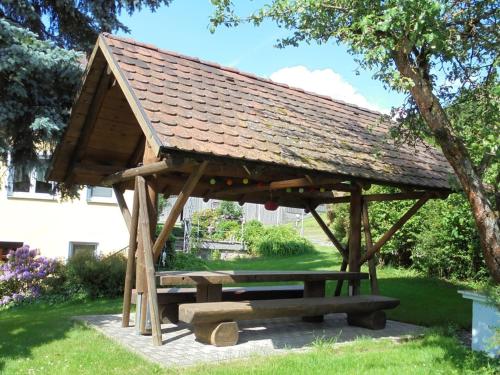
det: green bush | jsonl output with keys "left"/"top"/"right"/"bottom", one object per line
{"left": 213, "top": 220, "right": 241, "bottom": 241}
{"left": 325, "top": 187, "right": 488, "bottom": 281}
{"left": 65, "top": 252, "right": 127, "bottom": 299}
{"left": 164, "top": 252, "right": 208, "bottom": 271}
{"left": 242, "top": 220, "right": 265, "bottom": 251}
{"left": 217, "top": 201, "right": 243, "bottom": 221}
{"left": 254, "top": 226, "right": 315, "bottom": 257}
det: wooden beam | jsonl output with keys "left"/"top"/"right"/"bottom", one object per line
{"left": 348, "top": 185, "right": 362, "bottom": 295}
{"left": 153, "top": 161, "right": 209, "bottom": 260}
{"left": 113, "top": 185, "right": 131, "bottom": 231}
{"left": 102, "top": 158, "right": 193, "bottom": 186}
{"left": 307, "top": 205, "right": 347, "bottom": 260}
{"left": 321, "top": 191, "right": 440, "bottom": 204}
{"left": 137, "top": 176, "right": 162, "bottom": 346}
{"left": 65, "top": 65, "right": 112, "bottom": 182}
{"left": 122, "top": 179, "right": 139, "bottom": 327}
{"left": 359, "top": 193, "right": 432, "bottom": 265}
{"left": 362, "top": 201, "right": 379, "bottom": 295}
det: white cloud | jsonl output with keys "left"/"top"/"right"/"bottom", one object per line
{"left": 270, "top": 66, "right": 389, "bottom": 114}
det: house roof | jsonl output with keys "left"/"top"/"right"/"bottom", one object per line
{"left": 48, "top": 33, "right": 454, "bottom": 192}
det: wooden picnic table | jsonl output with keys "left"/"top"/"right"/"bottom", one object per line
{"left": 157, "top": 270, "right": 369, "bottom": 304}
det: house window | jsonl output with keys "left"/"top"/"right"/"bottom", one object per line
{"left": 86, "top": 186, "right": 115, "bottom": 203}
{"left": 68, "top": 242, "right": 98, "bottom": 258}
{"left": 8, "top": 156, "right": 56, "bottom": 198}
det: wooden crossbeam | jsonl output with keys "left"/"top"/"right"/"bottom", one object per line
{"left": 153, "top": 161, "right": 209, "bottom": 260}
{"left": 321, "top": 191, "right": 441, "bottom": 204}
{"left": 113, "top": 185, "right": 132, "bottom": 231}
{"left": 359, "top": 193, "right": 432, "bottom": 265}
{"left": 102, "top": 158, "right": 194, "bottom": 186}
{"left": 307, "top": 205, "right": 347, "bottom": 260}
{"left": 122, "top": 179, "right": 139, "bottom": 327}
{"left": 362, "top": 201, "right": 379, "bottom": 295}
{"left": 65, "top": 66, "right": 112, "bottom": 183}
{"left": 213, "top": 178, "right": 352, "bottom": 197}
{"left": 137, "top": 176, "right": 163, "bottom": 346}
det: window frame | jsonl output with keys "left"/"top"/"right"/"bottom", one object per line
{"left": 6, "top": 154, "right": 56, "bottom": 200}
{"left": 68, "top": 241, "right": 99, "bottom": 258}
{"left": 86, "top": 186, "right": 116, "bottom": 205}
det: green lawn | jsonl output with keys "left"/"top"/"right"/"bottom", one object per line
{"left": 0, "top": 300, "right": 496, "bottom": 374}
{"left": 0, "top": 233, "right": 495, "bottom": 374}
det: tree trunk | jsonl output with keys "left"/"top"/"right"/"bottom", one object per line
{"left": 393, "top": 51, "right": 500, "bottom": 282}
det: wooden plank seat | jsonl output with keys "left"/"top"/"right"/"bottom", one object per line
{"left": 131, "top": 285, "right": 304, "bottom": 323}
{"left": 179, "top": 295, "right": 400, "bottom": 346}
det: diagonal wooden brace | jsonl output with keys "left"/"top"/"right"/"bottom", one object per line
{"left": 121, "top": 179, "right": 139, "bottom": 327}
{"left": 308, "top": 205, "right": 348, "bottom": 261}
{"left": 359, "top": 193, "right": 431, "bottom": 266}
{"left": 362, "top": 200, "right": 379, "bottom": 295}
{"left": 113, "top": 185, "right": 132, "bottom": 231}
{"left": 153, "top": 161, "right": 209, "bottom": 260}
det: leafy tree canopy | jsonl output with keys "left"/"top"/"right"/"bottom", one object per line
{"left": 1, "top": 1, "right": 172, "bottom": 51}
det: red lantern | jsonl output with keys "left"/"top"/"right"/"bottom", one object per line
{"left": 226, "top": 178, "right": 233, "bottom": 186}
{"left": 257, "top": 182, "right": 266, "bottom": 188}
{"left": 264, "top": 200, "right": 279, "bottom": 211}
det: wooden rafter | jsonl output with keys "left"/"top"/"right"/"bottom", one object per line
{"left": 65, "top": 65, "right": 112, "bottom": 183}
{"left": 359, "top": 193, "right": 432, "bottom": 265}
{"left": 122, "top": 178, "right": 139, "bottom": 327}
{"left": 136, "top": 176, "right": 162, "bottom": 346}
{"left": 362, "top": 201, "right": 379, "bottom": 295}
{"left": 153, "top": 161, "right": 209, "bottom": 260}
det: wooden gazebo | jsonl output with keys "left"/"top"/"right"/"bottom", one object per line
{"left": 48, "top": 34, "right": 454, "bottom": 346}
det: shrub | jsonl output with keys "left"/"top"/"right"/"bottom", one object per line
{"left": 254, "top": 226, "right": 315, "bottom": 257}
{"left": 213, "top": 220, "right": 241, "bottom": 241}
{"left": 161, "top": 251, "right": 208, "bottom": 271}
{"left": 242, "top": 220, "right": 265, "bottom": 252}
{"left": 0, "top": 245, "right": 56, "bottom": 307}
{"left": 217, "top": 201, "right": 243, "bottom": 221}
{"left": 65, "top": 251, "right": 126, "bottom": 299}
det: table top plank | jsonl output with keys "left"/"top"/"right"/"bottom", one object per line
{"left": 157, "top": 270, "right": 369, "bottom": 285}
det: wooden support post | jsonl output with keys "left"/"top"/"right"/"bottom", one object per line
{"left": 122, "top": 179, "right": 139, "bottom": 327}
{"left": 153, "top": 161, "right": 209, "bottom": 260}
{"left": 303, "top": 280, "right": 326, "bottom": 322}
{"left": 137, "top": 176, "right": 162, "bottom": 346}
{"left": 362, "top": 201, "right": 379, "bottom": 295}
{"left": 348, "top": 185, "right": 362, "bottom": 295}
{"left": 359, "top": 193, "right": 431, "bottom": 265}
{"left": 113, "top": 185, "right": 132, "bottom": 231}
{"left": 308, "top": 206, "right": 347, "bottom": 260}
{"left": 135, "top": 143, "right": 159, "bottom": 334}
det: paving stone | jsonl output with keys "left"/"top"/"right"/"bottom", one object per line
{"left": 74, "top": 313, "right": 425, "bottom": 368}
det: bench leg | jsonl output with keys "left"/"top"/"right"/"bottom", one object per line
{"left": 347, "top": 310, "right": 387, "bottom": 330}
{"left": 193, "top": 321, "right": 239, "bottom": 347}
{"left": 159, "top": 303, "right": 179, "bottom": 324}
{"left": 197, "top": 284, "right": 223, "bottom": 302}
{"left": 302, "top": 280, "right": 326, "bottom": 322}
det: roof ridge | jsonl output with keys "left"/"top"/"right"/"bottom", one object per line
{"left": 102, "top": 33, "right": 386, "bottom": 117}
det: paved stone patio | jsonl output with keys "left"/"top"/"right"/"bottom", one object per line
{"left": 74, "top": 313, "right": 426, "bottom": 367}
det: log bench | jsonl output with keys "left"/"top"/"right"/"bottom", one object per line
{"left": 179, "top": 295, "right": 400, "bottom": 346}
{"left": 131, "top": 285, "right": 304, "bottom": 323}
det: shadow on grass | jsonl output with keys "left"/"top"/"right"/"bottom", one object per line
{"left": 0, "top": 298, "right": 121, "bottom": 372}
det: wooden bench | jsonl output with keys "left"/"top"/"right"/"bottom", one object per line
{"left": 179, "top": 295, "right": 400, "bottom": 346}
{"left": 132, "top": 285, "right": 304, "bottom": 323}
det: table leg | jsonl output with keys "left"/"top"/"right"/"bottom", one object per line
{"left": 196, "top": 284, "right": 222, "bottom": 302}
{"left": 302, "top": 280, "right": 326, "bottom": 322}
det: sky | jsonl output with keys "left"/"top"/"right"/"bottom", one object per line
{"left": 118, "top": 1, "right": 405, "bottom": 113}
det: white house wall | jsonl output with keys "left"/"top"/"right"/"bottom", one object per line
{"left": 0, "top": 168, "right": 132, "bottom": 260}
